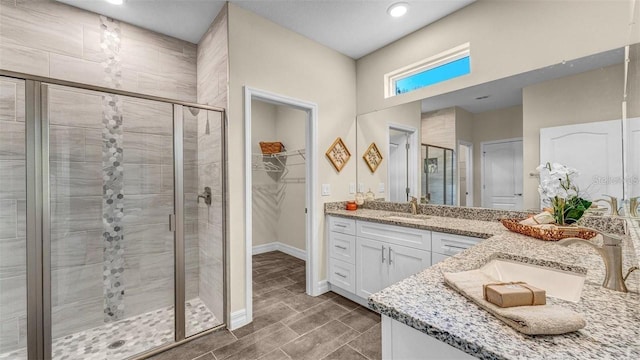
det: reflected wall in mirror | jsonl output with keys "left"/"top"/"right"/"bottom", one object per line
{"left": 356, "top": 44, "right": 639, "bottom": 212}
{"left": 625, "top": 43, "right": 640, "bottom": 217}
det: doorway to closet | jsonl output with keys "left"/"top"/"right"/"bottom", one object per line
{"left": 243, "top": 88, "right": 319, "bottom": 326}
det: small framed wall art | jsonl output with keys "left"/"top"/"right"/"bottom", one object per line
{"left": 363, "top": 142, "right": 383, "bottom": 173}
{"left": 326, "top": 137, "right": 351, "bottom": 172}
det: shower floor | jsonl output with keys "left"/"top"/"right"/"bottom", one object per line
{"left": 0, "top": 297, "right": 220, "bottom": 360}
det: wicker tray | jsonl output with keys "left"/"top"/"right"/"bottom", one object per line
{"left": 501, "top": 218, "right": 598, "bottom": 241}
{"left": 259, "top": 141, "right": 285, "bottom": 154}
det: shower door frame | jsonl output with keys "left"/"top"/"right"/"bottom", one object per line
{"left": 1, "top": 69, "right": 228, "bottom": 360}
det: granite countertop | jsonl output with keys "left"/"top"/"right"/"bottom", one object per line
{"left": 326, "top": 209, "right": 640, "bottom": 360}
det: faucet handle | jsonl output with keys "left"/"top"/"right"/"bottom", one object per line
{"left": 601, "top": 233, "right": 623, "bottom": 246}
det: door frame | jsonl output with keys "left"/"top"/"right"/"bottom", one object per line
{"left": 480, "top": 137, "right": 523, "bottom": 208}
{"left": 243, "top": 87, "right": 319, "bottom": 327}
{"left": 458, "top": 140, "right": 474, "bottom": 207}
{"left": 387, "top": 123, "right": 419, "bottom": 201}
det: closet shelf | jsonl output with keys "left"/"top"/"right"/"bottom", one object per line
{"left": 252, "top": 149, "right": 305, "bottom": 173}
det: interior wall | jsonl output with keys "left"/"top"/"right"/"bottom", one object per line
{"left": 356, "top": 0, "right": 639, "bottom": 115}
{"left": 356, "top": 101, "right": 422, "bottom": 200}
{"left": 422, "top": 107, "right": 456, "bottom": 149}
{"left": 0, "top": 0, "right": 198, "bottom": 102}
{"left": 228, "top": 2, "right": 357, "bottom": 315}
{"left": 522, "top": 64, "right": 624, "bottom": 209}
{"left": 471, "top": 105, "right": 523, "bottom": 207}
{"left": 197, "top": 3, "right": 229, "bottom": 109}
{"left": 455, "top": 107, "right": 473, "bottom": 205}
{"left": 274, "top": 105, "right": 307, "bottom": 251}
{"left": 251, "top": 100, "right": 279, "bottom": 247}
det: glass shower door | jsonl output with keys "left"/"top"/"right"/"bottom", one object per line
{"left": 0, "top": 76, "right": 27, "bottom": 360}
{"left": 182, "top": 107, "right": 224, "bottom": 337}
{"left": 46, "top": 84, "right": 175, "bottom": 359}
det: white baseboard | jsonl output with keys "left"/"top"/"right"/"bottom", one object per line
{"left": 229, "top": 309, "right": 249, "bottom": 330}
{"left": 252, "top": 242, "right": 306, "bottom": 261}
{"left": 317, "top": 280, "right": 329, "bottom": 295}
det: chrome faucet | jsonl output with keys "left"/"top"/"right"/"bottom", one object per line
{"left": 629, "top": 197, "right": 639, "bottom": 218}
{"left": 558, "top": 232, "right": 636, "bottom": 292}
{"left": 197, "top": 186, "right": 212, "bottom": 206}
{"left": 409, "top": 196, "right": 418, "bottom": 215}
{"left": 594, "top": 195, "right": 620, "bottom": 216}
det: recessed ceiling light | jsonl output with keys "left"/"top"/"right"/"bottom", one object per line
{"left": 105, "top": 0, "right": 124, "bottom": 5}
{"left": 387, "top": 2, "right": 409, "bottom": 18}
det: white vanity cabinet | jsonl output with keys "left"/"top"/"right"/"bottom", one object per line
{"left": 355, "top": 222, "right": 431, "bottom": 299}
{"left": 431, "top": 231, "right": 483, "bottom": 265}
{"left": 327, "top": 215, "right": 483, "bottom": 305}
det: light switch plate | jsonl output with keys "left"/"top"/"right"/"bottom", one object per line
{"left": 321, "top": 184, "right": 331, "bottom": 196}
{"left": 358, "top": 183, "right": 365, "bottom": 193}
{"left": 378, "top": 183, "right": 385, "bottom": 193}
{"left": 349, "top": 183, "right": 356, "bottom": 194}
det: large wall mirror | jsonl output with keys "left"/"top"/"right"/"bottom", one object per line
{"left": 356, "top": 42, "right": 640, "bottom": 216}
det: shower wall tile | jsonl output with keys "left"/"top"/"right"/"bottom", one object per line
{"left": 0, "top": 2, "right": 83, "bottom": 57}
{"left": 49, "top": 53, "right": 107, "bottom": 88}
{"left": 0, "top": 317, "right": 19, "bottom": 351}
{"left": 0, "top": 122, "right": 24, "bottom": 160}
{"left": 51, "top": 298, "right": 103, "bottom": 339}
{"left": 197, "top": 4, "right": 228, "bottom": 108}
{"left": 122, "top": 134, "right": 172, "bottom": 165}
{"left": 0, "top": 0, "right": 198, "bottom": 102}
{"left": 0, "top": 275, "right": 26, "bottom": 318}
{"left": 50, "top": 230, "right": 102, "bottom": 270}
{"left": 0, "top": 161, "right": 25, "bottom": 200}
{"left": 51, "top": 263, "right": 102, "bottom": 306}
{"left": 123, "top": 224, "right": 173, "bottom": 256}
{"left": 0, "top": 237, "right": 25, "bottom": 279}
{"left": 123, "top": 164, "right": 164, "bottom": 195}
{"left": 0, "top": 82, "right": 17, "bottom": 122}
{"left": 50, "top": 161, "right": 102, "bottom": 197}
{"left": 125, "top": 278, "right": 174, "bottom": 318}
{"left": 122, "top": 195, "right": 173, "bottom": 227}
{"left": 48, "top": 87, "right": 103, "bottom": 129}
{"left": 48, "top": 126, "right": 85, "bottom": 162}
{"left": 121, "top": 98, "right": 173, "bottom": 135}
{"left": 0, "top": 201, "right": 17, "bottom": 239}
{"left": 0, "top": 43, "right": 50, "bottom": 78}
{"left": 161, "top": 165, "right": 175, "bottom": 195}
{"left": 50, "top": 197, "right": 102, "bottom": 233}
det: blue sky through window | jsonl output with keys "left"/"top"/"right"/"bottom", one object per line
{"left": 395, "top": 56, "right": 470, "bottom": 95}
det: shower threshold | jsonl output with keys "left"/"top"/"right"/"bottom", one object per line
{"left": 0, "top": 298, "right": 220, "bottom": 360}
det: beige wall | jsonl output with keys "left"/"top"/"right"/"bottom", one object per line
{"left": 356, "top": 0, "right": 639, "bottom": 115}
{"left": 522, "top": 64, "right": 623, "bottom": 209}
{"left": 227, "top": 3, "right": 357, "bottom": 314}
{"left": 0, "top": 0, "right": 198, "bottom": 102}
{"left": 455, "top": 107, "right": 474, "bottom": 205}
{"left": 472, "top": 105, "right": 524, "bottom": 206}
{"left": 356, "top": 101, "right": 422, "bottom": 200}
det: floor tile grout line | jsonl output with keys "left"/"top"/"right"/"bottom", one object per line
{"left": 346, "top": 343, "right": 373, "bottom": 360}
{"left": 335, "top": 318, "right": 363, "bottom": 335}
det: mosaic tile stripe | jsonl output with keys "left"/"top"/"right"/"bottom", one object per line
{"left": 100, "top": 15, "right": 125, "bottom": 322}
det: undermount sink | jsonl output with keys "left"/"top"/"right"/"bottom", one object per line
{"left": 479, "top": 259, "right": 586, "bottom": 302}
{"left": 384, "top": 214, "right": 430, "bottom": 223}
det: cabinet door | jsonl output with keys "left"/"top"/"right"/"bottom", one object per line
{"left": 356, "top": 237, "right": 388, "bottom": 299}
{"left": 387, "top": 244, "right": 431, "bottom": 285}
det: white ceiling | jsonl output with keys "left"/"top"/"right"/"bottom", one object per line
{"left": 421, "top": 47, "right": 625, "bottom": 114}
{"left": 56, "top": 0, "right": 475, "bottom": 59}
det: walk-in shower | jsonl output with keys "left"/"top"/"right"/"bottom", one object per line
{"left": 0, "top": 73, "right": 226, "bottom": 360}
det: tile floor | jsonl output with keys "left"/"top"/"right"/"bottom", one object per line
{"left": 0, "top": 298, "right": 219, "bottom": 360}
{"left": 150, "top": 251, "right": 382, "bottom": 360}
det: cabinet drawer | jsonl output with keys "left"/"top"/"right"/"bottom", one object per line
{"left": 329, "top": 258, "right": 356, "bottom": 293}
{"left": 431, "top": 252, "right": 450, "bottom": 265}
{"left": 432, "top": 231, "right": 482, "bottom": 257}
{"left": 329, "top": 232, "right": 356, "bottom": 264}
{"left": 328, "top": 216, "right": 356, "bottom": 235}
{"left": 357, "top": 220, "right": 431, "bottom": 251}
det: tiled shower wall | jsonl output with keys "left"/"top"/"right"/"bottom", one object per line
{"left": 0, "top": 0, "right": 197, "bottom": 102}
{"left": 0, "top": 77, "right": 26, "bottom": 354}
{"left": 197, "top": 5, "right": 228, "bottom": 323}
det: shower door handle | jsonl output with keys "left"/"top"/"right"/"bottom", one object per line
{"left": 198, "top": 186, "right": 212, "bottom": 206}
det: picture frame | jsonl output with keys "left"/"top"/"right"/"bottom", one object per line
{"left": 325, "top": 137, "right": 351, "bottom": 172}
{"left": 363, "top": 142, "right": 383, "bottom": 173}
